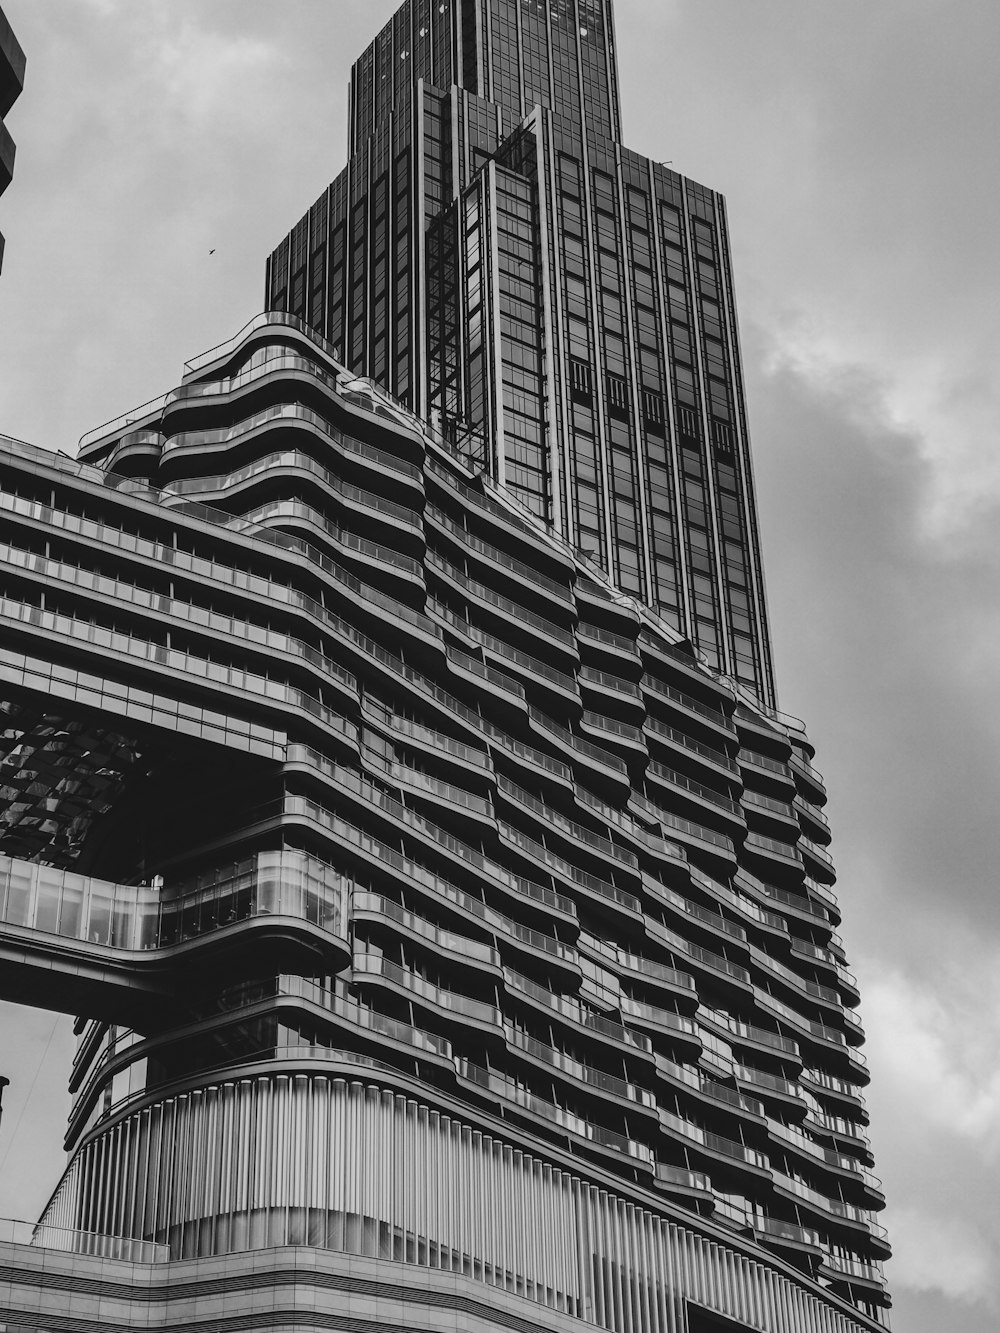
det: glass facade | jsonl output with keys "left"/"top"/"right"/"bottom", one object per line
{"left": 266, "top": 0, "right": 775, "bottom": 704}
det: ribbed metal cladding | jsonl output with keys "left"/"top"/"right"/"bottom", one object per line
{"left": 42, "top": 1072, "right": 870, "bottom": 1333}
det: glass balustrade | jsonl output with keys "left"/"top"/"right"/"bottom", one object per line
{"left": 0, "top": 851, "right": 349, "bottom": 954}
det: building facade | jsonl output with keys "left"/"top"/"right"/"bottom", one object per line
{"left": 0, "top": 3, "right": 25, "bottom": 274}
{"left": 266, "top": 0, "right": 775, "bottom": 706}
{"left": 0, "top": 310, "right": 888, "bottom": 1330}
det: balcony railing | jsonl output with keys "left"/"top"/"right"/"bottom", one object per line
{"left": 0, "top": 850, "right": 349, "bottom": 956}
{"left": 426, "top": 504, "right": 568, "bottom": 599}
{"left": 644, "top": 716, "right": 738, "bottom": 772}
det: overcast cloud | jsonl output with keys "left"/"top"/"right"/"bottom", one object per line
{"left": 1, "top": 4, "right": 998, "bottom": 1331}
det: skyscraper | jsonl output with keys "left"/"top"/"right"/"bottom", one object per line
{"left": 0, "top": 4, "right": 890, "bottom": 1332}
{"left": 0, "top": 4, "right": 25, "bottom": 274}
{"left": 0, "top": 317, "right": 888, "bottom": 1329}
{"left": 266, "top": 0, "right": 775, "bottom": 705}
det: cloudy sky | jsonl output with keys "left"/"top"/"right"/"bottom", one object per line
{"left": 1, "top": 2, "right": 998, "bottom": 1329}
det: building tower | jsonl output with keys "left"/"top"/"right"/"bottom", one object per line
{"left": 0, "top": 5, "right": 890, "bottom": 1331}
{"left": 0, "top": 3, "right": 25, "bottom": 274}
{"left": 267, "top": 0, "right": 775, "bottom": 705}
{"left": 0, "top": 315, "right": 889, "bottom": 1328}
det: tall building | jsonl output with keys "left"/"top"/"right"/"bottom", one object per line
{"left": 0, "top": 3, "right": 25, "bottom": 274}
{"left": 0, "top": 4, "right": 890, "bottom": 1332}
{"left": 0, "top": 311, "right": 888, "bottom": 1329}
{"left": 266, "top": 0, "right": 776, "bottom": 705}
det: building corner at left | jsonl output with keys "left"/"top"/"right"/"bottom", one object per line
{"left": 0, "top": 4, "right": 25, "bottom": 276}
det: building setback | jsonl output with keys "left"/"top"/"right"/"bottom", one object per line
{"left": 266, "top": 0, "right": 776, "bottom": 706}
{"left": 0, "top": 3, "right": 25, "bottom": 274}
{"left": 0, "top": 308, "right": 888, "bottom": 1329}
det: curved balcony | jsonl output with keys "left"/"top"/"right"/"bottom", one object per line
{"left": 733, "top": 704, "right": 795, "bottom": 751}
{"left": 579, "top": 710, "right": 649, "bottom": 762}
{"left": 619, "top": 996, "right": 702, "bottom": 1054}
{"left": 701, "top": 1013, "right": 802, "bottom": 1073}
{"left": 428, "top": 461, "right": 575, "bottom": 583}
{"left": 733, "top": 871, "right": 833, "bottom": 941}
{"left": 644, "top": 716, "right": 739, "bottom": 786}
{"left": 769, "top": 1171, "right": 888, "bottom": 1261}
{"left": 351, "top": 895, "right": 504, "bottom": 992}
{"left": 159, "top": 351, "right": 425, "bottom": 464}
{"left": 427, "top": 551, "right": 578, "bottom": 667}
{"left": 645, "top": 878, "right": 748, "bottom": 952}
{"left": 579, "top": 665, "right": 646, "bottom": 716}
{"left": 498, "top": 778, "right": 641, "bottom": 887}
{"left": 767, "top": 1119, "right": 868, "bottom": 1185}
{"left": 467, "top": 623, "right": 582, "bottom": 712}
{"left": 180, "top": 311, "right": 341, "bottom": 380}
{"left": 167, "top": 456, "right": 424, "bottom": 556}
{"left": 527, "top": 707, "right": 630, "bottom": 795}
{"left": 644, "top": 677, "right": 736, "bottom": 744}
{"left": 446, "top": 646, "right": 528, "bottom": 715}
{"left": 741, "top": 788, "right": 800, "bottom": 839}
{"left": 579, "top": 934, "right": 698, "bottom": 1010}
{"left": 279, "top": 780, "right": 572, "bottom": 940}
{"left": 352, "top": 954, "right": 505, "bottom": 1043}
{"left": 645, "top": 761, "right": 743, "bottom": 829}
{"left": 800, "top": 835, "right": 837, "bottom": 885}
{"left": 657, "top": 1107, "right": 771, "bottom": 1182}
{"left": 363, "top": 751, "right": 497, "bottom": 834}
{"left": 578, "top": 620, "right": 643, "bottom": 674}
{"left": 0, "top": 492, "right": 441, "bottom": 709}
{"left": 789, "top": 750, "right": 827, "bottom": 805}
{"left": 283, "top": 808, "right": 578, "bottom": 988}
{"left": 804, "top": 1109, "right": 873, "bottom": 1163}
{"left": 573, "top": 577, "right": 641, "bottom": 634}
{"left": 749, "top": 946, "right": 841, "bottom": 1017}
{"left": 638, "top": 629, "right": 732, "bottom": 700}
{"left": 241, "top": 499, "right": 422, "bottom": 588}
{"left": 363, "top": 697, "right": 491, "bottom": 761}
{"left": 738, "top": 746, "right": 795, "bottom": 787}
{"left": 103, "top": 428, "right": 165, "bottom": 478}
{"left": 819, "top": 1252, "right": 890, "bottom": 1303}
{"left": 455, "top": 1058, "right": 656, "bottom": 1173}
{"left": 653, "top": 1162, "right": 714, "bottom": 1206}
{"left": 688, "top": 866, "right": 789, "bottom": 944}
{"left": 0, "top": 594, "right": 363, "bottom": 763}
{"left": 734, "top": 1063, "right": 806, "bottom": 1117}
{"left": 804, "top": 875, "right": 841, "bottom": 915}
{"left": 633, "top": 794, "right": 738, "bottom": 871}
{"left": 574, "top": 784, "right": 690, "bottom": 877}
{"left": 754, "top": 1216, "right": 823, "bottom": 1262}
{"left": 503, "top": 968, "right": 655, "bottom": 1066}
{"left": 505, "top": 1026, "right": 659, "bottom": 1124}
{"left": 426, "top": 504, "right": 572, "bottom": 615}
{"left": 498, "top": 821, "right": 644, "bottom": 931}
{"left": 78, "top": 391, "right": 171, "bottom": 456}
{"left": 742, "top": 831, "right": 805, "bottom": 883}
{"left": 161, "top": 405, "right": 422, "bottom": 491}
{"left": 485, "top": 727, "right": 574, "bottom": 796}
{"left": 794, "top": 794, "right": 832, "bottom": 845}
{"left": 0, "top": 851, "right": 351, "bottom": 1020}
